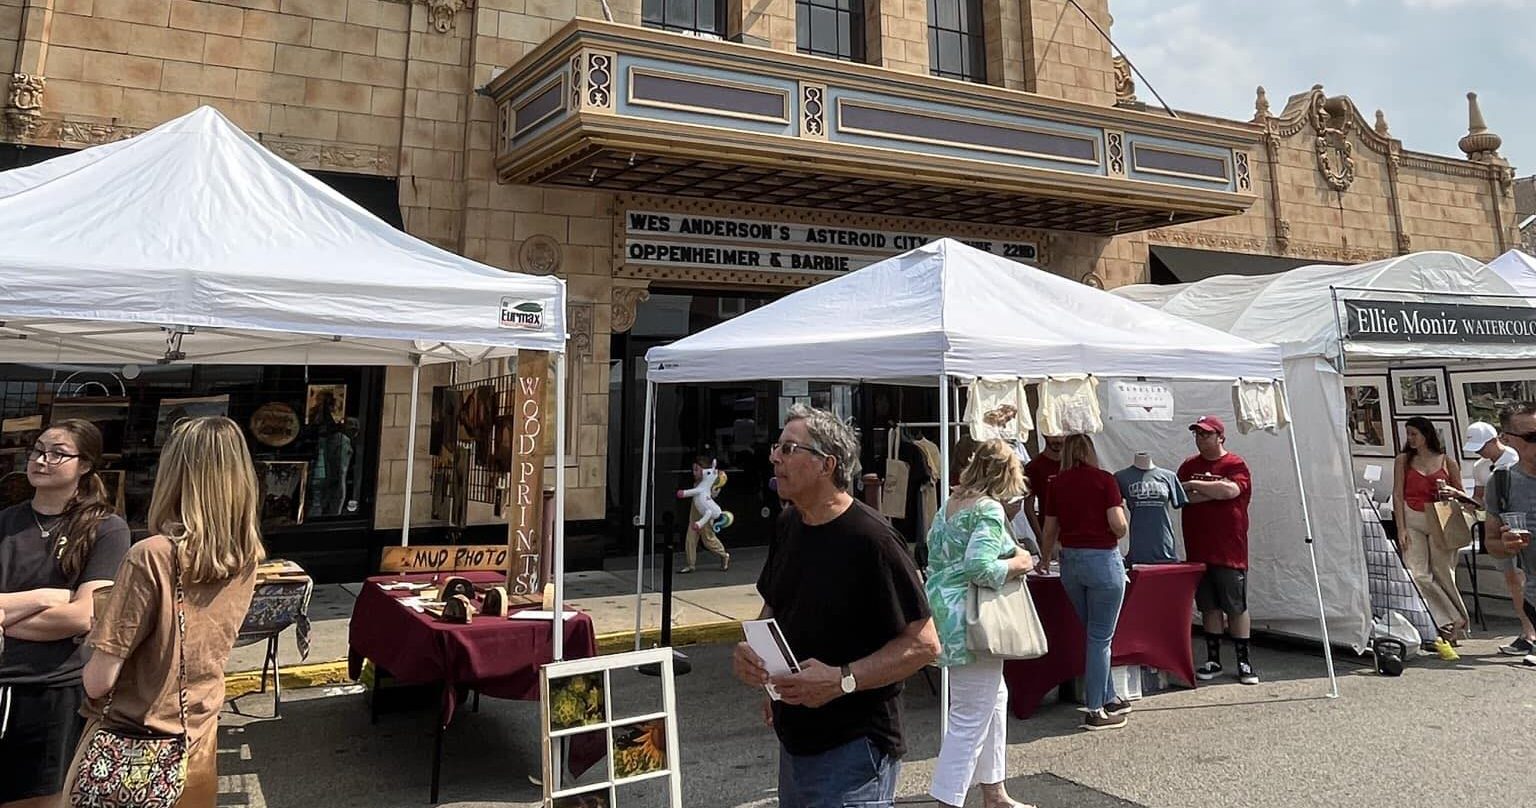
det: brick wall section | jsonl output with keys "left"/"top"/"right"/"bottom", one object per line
{"left": 1019, "top": 0, "right": 1112, "bottom": 106}
{"left": 864, "top": 0, "right": 927, "bottom": 75}
{"left": 982, "top": 0, "right": 1026, "bottom": 89}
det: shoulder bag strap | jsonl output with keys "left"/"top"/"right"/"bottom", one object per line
{"left": 170, "top": 539, "right": 189, "bottom": 738}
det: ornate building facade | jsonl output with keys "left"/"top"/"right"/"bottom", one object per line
{"left": 0, "top": 0, "right": 1518, "bottom": 567}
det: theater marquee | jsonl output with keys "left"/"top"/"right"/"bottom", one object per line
{"left": 623, "top": 210, "right": 1039, "bottom": 275}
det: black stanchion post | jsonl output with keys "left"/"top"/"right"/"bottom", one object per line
{"left": 639, "top": 510, "right": 693, "bottom": 676}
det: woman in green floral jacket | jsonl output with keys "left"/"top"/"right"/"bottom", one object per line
{"left": 924, "top": 439, "right": 1036, "bottom": 808}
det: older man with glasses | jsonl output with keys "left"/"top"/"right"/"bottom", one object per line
{"left": 1486, "top": 403, "right": 1536, "bottom": 667}
{"left": 732, "top": 404, "right": 939, "bottom": 808}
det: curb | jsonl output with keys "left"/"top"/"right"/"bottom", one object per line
{"left": 222, "top": 620, "right": 746, "bottom": 698}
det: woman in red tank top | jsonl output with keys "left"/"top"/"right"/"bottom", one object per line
{"left": 1393, "top": 416, "right": 1468, "bottom": 657}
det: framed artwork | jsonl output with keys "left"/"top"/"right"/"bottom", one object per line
{"left": 305, "top": 384, "right": 347, "bottom": 425}
{"left": 541, "top": 647, "right": 682, "bottom": 808}
{"left": 1452, "top": 368, "right": 1536, "bottom": 457}
{"left": 458, "top": 385, "right": 495, "bottom": 466}
{"left": 1395, "top": 418, "right": 1457, "bottom": 455}
{"left": 256, "top": 461, "right": 309, "bottom": 526}
{"left": 49, "top": 398, "right": 130, "bottom": 454}
{"left": 154, "top": 395, "right": 230, "bottom": 445}
{"left": 1389, "top": 368, "right": 1450, "bottom": 416}
{"left": 1343, "top": 376, "right": 1392, "bottom": 456}
{"left": 0, "top": 415, "right": 43, "bottom": 450}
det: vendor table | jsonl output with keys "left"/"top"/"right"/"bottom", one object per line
{"left": 1003, "top": 562, "right": 1205, "bottom": 718}
{"left": 347, "top": 571, "right": 597, "bottom": 803}
{"left": 230, "top": 559, "right": 314, "bottom": 718}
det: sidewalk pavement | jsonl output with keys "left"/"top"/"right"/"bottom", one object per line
{"left": 225, "top": 546, "right": 769, "bottom": 696}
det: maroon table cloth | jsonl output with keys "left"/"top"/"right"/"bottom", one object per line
{"left": 1003, "top": 562, "right": 1205, "bottom": 718}
{"left": 347, "top": 571, "right": 597, "bottom": 722}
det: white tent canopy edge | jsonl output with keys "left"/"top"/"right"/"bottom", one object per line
{"left": 0, "top": 107, "right": 576, "bottom": 658}
{"left": 638, "top": 239, "right": 1337, "bottom": 703}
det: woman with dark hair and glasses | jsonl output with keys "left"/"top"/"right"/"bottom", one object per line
{"left": 0, "top": 419, "right": 130, "bottom": 807}
{"left": 1392, "top": 416, "right": 1468, "bottom": 660}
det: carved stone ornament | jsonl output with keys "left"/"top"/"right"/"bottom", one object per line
{"left": 1081, "top": 272, "right": 1105, "bottom": 289}
{"left": 801, "top": 84, "right": 826, "bottom": 139}
{"left": 1274, "top": 218, "right": 1292, "bottom": 253}
{"left": 569, "top": 302, "right": 594, "bottom": 361}
{"left": 4, "top": 73, "right": 45, "bottom": 140}
{"left": 415, "top": 0, "right": 474, "bottom": 33}
{"left": 519, "top": 235, "right": 561, "bottom": 274}
{"left": 1113, "top": 56, "right": 1137, "bottom": 105}
{"left": 1310, "top": 87, "right": 1356, "bottom": 192}
{"left": 612, "top": 286, "right": 650, "bottom": 333}
{"left": 1396, "top": 233, "right": 1412, "bottom": 255}
{"left": 1252, "top": 85, "right": 1271, "bottom": 123}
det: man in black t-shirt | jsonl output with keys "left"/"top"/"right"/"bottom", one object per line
{"left": 734, "top": 404, "right": 938, "bottom": 808}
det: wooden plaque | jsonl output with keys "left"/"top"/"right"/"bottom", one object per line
{"left": 508, "top": 351, "right": 551, "bottom": 595}
{"left": 380, "top": 544, "right": 510, "bottom": 574}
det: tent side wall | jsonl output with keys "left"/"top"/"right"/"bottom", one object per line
{"left": 1093, "top": 358, "right": 1371, "bottom": 650}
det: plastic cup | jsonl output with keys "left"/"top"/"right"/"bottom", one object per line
{"left": 1501, "top": 513, "right": 1530, "bottom": 549}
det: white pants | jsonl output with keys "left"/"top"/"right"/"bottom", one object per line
{"left": 929, "top": 657, "right": 1008, "bottom": 807}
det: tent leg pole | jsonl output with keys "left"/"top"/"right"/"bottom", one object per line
{"left": 938, "top": 373, "right": 951, "bottom": 737}
{"left": 401, "top": 357, "right": 421, "bottom": 547}
{"left": 1283, "top": 384, "right": 1338, "bottom": 699}
{"left": 553, "top": 352, "right": 567, "bottom": 662}
{"left": 635, "top": 379, "right": 657, "bottom": 652}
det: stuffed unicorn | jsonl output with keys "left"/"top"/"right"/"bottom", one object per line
{"left": 676, "top": 460, "right": 734, "bottom": 534}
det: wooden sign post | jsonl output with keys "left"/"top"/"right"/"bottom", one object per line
{"left": 508, "top": 351, "right": 550, "bottom": 595}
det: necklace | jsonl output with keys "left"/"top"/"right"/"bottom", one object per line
{"left": 31, "top": 508, "right": 64, "bottom": 539}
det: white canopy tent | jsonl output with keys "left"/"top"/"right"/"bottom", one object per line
{"left": 1116, "top": 251, "right": 1536, "bottom": 651}
{"left": 0, "top": 107, "right": 577, "bottom": 656}
{"left": 1486, "top": 249, "right": 1536, "bottom": 296}
{"left": 640, "top": 239, "right": 1337, "bottom": 703}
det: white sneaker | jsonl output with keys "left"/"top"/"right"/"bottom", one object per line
{"left": 1522, "top": 653, "right": 1536, "bottom": 667}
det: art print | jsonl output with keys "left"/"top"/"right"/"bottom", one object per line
{"left": 1343, "top": 377, "right": 1391, "bottom": 456}
{"left": 1389, "top": 368, "right": 1449, "bottom": 417}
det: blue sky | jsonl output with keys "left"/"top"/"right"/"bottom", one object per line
{"left": 1109, "top": 0, "right": 1533, "bottom": 176}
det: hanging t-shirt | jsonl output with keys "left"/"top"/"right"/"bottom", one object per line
{"left": 1037, "top": 375, "right": 1102, "bottom": 436}
{"left": 964, "top": 378, "right": 1033, "bottom": 442}
{"left": 1177, "top": 452, "right": 1252, "bottom": 570}
{"left": 1114, "top": 465, "right": 1188, "bottom": 564}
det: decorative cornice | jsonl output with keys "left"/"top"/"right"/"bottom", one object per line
{"left": 1145, "top": 225, "right": 1390, "bottom": 264}
{"left": 25, "top": 116, "right": 398, "bottom": 174}
{"left": 414, "top": 0, "right": 474, "bottom": 33}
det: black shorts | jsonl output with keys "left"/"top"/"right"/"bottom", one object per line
{"left": 1195, "top": 566, "right": 1248, "bottom": 615}
{"left": 0, "top": 684, "right": 86, "bottom": 802}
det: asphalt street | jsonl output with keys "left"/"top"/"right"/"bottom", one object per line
{"left": 216, "top": 619, "right": 1535, "bottom": 808}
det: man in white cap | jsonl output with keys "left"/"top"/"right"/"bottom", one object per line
{"left": 1465, "top": 421, "right": 1532, "bottom": 654}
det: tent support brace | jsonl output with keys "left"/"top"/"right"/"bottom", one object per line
{"left": 554, "top": 352, "right": 568, "bottom": 661}
{"left": 401, "top": 356, "right": 421, "bottom": 546}
{"left": 635, "top": 378, "right": 657, "bottom": 651}
{"left": 1283, "top": 383, "right": 1339, "bottom": 698}
{"left": 938, "top": 372, "right": 951, "bottom": 737}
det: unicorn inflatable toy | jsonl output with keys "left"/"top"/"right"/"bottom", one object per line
{"left": 676, "top": 459, "right": 734, "bottom": 535}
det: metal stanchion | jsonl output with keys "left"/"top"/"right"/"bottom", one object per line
{"left": 639, "top": 511, "right": 693, "bottom": 677}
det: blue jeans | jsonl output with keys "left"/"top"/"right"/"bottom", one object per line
{"left": 1059, "top": 547, "right": 1127, "bottom": 711}
{"left": 778, "top": 737, "right": 899, "bottom": 808}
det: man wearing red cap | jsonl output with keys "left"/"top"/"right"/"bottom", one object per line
{"left": 1178, "top": 416, "right": 1257, "bottom": 685}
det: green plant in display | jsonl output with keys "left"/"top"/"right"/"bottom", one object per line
{"left": 549, "top": 674, "right": 604, "bottom": 729}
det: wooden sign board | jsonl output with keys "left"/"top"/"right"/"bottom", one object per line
{"left": 380, "top": 544, "right": 510, "bottom": 574}
{"left": 508, "top": 351, "right": 550, "bottom": 595}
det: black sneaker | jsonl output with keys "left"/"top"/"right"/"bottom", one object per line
{"left": 1195, "top": 661, "right": 1222, "bottom": 681}
{"left": 1103, "top": 699, "right": 1133, "bottom": 717}
{"left": 1501, "top": 637, "right": 1534, "bottom": 656}
{"left": 1237, "top": 661, "right": 1260, "bottom": 685}
{"left": 1082, "top": 709, "right": 1127, "bottom": 731}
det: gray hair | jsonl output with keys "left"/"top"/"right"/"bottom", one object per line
{"left": 786, "top": 404, "right": 861, "bottom": 490}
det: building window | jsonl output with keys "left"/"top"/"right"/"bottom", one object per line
{"left": 928, "top": 0, "right": 985, "bottom": 82}
{"left": 796, "top": 0, "right": 865, "bottom": 62}
{"left": 642, "top": 0, "right": 725, "bottom": 37}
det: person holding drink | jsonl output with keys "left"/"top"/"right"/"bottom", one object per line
{"left": 1392, "top": 416, "right": 1468, "bottom": 660}
{"left": 1486, "top": 403, "right": 1536, "bottom": 667}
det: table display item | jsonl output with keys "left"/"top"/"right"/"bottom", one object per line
{"left": 249, "top": 402, "right": 301, "bottom": 448}
{"left": 440, "top": 593, "right": 476, "bottom": 624}
{"left": 483, "top": 585, "right": 511, "bottom": 617}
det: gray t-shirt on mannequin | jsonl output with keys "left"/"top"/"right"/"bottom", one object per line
{"left": 1114, "top": 465, "right": 1188, "bottom": 564}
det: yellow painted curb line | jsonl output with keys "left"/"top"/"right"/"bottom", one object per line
{"left": 223, "top": 621, "right": 746, "bottom": 697}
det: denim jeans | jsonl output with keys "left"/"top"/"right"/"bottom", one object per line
{"left": 1059, "top": 547, "right": 1127, "bottom": 711}
{"left": 778, "top": 736, "right": 900, "bottom": 808}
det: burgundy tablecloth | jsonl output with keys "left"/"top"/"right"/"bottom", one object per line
{"left": 1003, "top": 562, "right": 1205, "bottom": 718}
{"left": 347, "top": 571, "right": 597, "bottom": 723}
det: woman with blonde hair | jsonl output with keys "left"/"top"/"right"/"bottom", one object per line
{"left": 64, "top": 416, "right": 264, "bottom": 806}
{"left": 1042, "top": 434, "right": 1130, "bottom": 731}
{"left": 925, "top": 439, "right": 1035, "bottom": 808}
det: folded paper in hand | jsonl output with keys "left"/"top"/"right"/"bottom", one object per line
{"left": 743, "top": 618, "right": 800, "bottom": 701}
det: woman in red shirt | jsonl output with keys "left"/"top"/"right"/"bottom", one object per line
{"left": 1392, "top": 416, "right": 1468, "bottom": 659}
{"left": 1042, "top": 434, "right": 1130, "bottom": 731}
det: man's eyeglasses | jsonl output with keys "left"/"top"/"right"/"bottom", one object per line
{"left": 770, "top": 441, "right": 828, "bottom": 458}
{"left": 27, "top": 447, "right": 80, "bottom": 466}
{"left": 1504, "top": 430, "right": 1536, "bottom": 444}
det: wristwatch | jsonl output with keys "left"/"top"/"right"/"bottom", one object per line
{"left": 839, "top": 664, "right": 856, "bottom": 694}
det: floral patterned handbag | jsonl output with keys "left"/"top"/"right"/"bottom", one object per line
{"left": 71, "top": 543, "right": 189, "bottom": 808}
